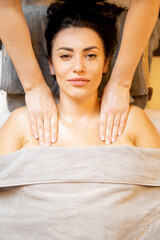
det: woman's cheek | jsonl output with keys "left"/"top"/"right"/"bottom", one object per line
{"left": 55, "top": 63, "right": 69, "bottom": 79}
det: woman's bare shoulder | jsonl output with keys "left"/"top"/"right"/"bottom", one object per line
{"left": 10, "top": 106, "right": 27, "bottom": 117}
{"left": 0, "top": 107, "right": 31, "bottom": 155}
{"left": 127, "top": 105, "right": 157, "bottom": 129}
{"left": 125, "top": 105, "right": 160, "bottom": 148}
{"left": 127, "top": 105, "right": 148, "bottom": 124}
{"left": 0, "top": 106, "right": 32, "bottom": 144}
{"left": 6, "top": 106, "right": 30, "bottom": 130}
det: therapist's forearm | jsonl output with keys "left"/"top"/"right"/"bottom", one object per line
{"left": 110, "top": 0, "right": 160, "bottom": 88}
{"left": 0, "top": 0, "right": 46, "bottom": 91}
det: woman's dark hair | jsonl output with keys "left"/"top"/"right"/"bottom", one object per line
{"left": 45, "top": 0, "right": 124, "bottom": 59}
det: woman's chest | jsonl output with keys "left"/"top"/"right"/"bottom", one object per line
{"left": 23, "top": 123, "right": 134, "bottom": 148}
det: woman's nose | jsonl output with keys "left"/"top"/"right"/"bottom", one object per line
{"left": 73, "top": 57, "right": 85, "bottom": 73}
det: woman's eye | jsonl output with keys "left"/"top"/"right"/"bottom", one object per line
{"left": 60, "top": 54, "right": 71, "bottom": 60}
{"left": 86, "top": 54, "right": 97, "bottom": 60}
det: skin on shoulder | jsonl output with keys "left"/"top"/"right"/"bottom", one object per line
{"left": 0, "top": 105, "right": 160, "bottom": 156}
{"left": 124, "top": 105, "right": 160, "bottom": 148}
{"left": 0, "top": 107, "right": 33, "bottom": 156}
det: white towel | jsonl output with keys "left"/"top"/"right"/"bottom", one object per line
{"left": 0, "top": 146, "right": 160, "bottom": 240}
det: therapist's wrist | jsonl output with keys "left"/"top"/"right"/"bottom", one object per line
{"left": 20, "top": 67, "right": 47, "bottom": 92}
{"left": 23, "top": 80, "right": 49, "bottom": 93}
{"left": 110, "top": 57, "right": 136, "bottom": 88}
{"left": 108, "top": 74, "right": 132, "bottom": 89}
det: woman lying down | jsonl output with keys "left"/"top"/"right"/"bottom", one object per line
{"left": 0, "top": 1, "right": 160, "bottom": 239}
{"left": 0, "top": 5, "right": 160, "bottom": 153}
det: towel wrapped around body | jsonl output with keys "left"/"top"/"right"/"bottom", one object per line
{"left": 0, "top": 146, "right": 160, "bottom": 240}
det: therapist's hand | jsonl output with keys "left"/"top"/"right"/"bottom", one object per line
{"left": 99, "top": 82, "right": 130, "bottom": 144}
{"left": 25, "top": 84, "right": 58, "bottom": 146}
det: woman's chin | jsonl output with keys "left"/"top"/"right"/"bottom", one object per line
{"left": 63, "top": 89, "right": 90, "bottom": 99}
{"left": 59, "top": 87, "right": 99, "bottom": 103}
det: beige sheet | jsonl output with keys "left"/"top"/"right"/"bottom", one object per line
{"left": 0, "top": 146, "right": 160, "bottom": 240}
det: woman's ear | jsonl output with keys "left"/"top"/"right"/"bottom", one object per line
{"left": 48, "top": 59, "right": 55, "bottom": 75}
{"left": 103, "top": 58, "right": 109, "bottom": 74}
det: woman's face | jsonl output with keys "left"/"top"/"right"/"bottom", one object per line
{"left": 49, "top": 27, "right": 108, "bottom": 100}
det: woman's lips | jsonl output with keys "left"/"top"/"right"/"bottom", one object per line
{"left": 67, "top": 78, "right": 90, "bottom": 87}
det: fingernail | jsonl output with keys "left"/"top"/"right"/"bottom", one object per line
{"left": 45, "top": 143, "right": 50, "bottom": 146}
{"left": 35, "top": 134, "right": 38, "bottom": 139}
{"left": 118, "top": 131, "right": 122, "bottom": 136}
{"left": 40, "top": 141, "right": 44, "bottom": 146}
{"left": 51, "top": 138, "right": 56, "bottom": 143}
{"left": 101, "top": 136, "right": 105, "bottom": 141}
{"left": 111, "top": 137, "right": 115, "bottom": 143}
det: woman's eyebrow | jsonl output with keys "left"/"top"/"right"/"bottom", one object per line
{"left": 57, "top": 47, "right": 73, "bottom": 51}
{"left": 83, "top": 46, "right": 99, "bottom": 51}
{"left": 57, "top": 46, "right": 99, "bottom": 51}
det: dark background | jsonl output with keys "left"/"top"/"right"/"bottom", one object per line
{"left": 0, "top": 8, "right": 160, "bottom": 54}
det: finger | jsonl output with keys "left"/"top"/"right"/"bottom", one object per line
{"left": 105, "top": 114, "right": 114, "bottom": 144}
{"left": 99, "top": 113, "right": 107, "bottom": 141}
{"left": 29, "top": 114, "right": 39, "bottom": 139}
{"left": 51, "top": 115, "right": 58, "bottom": 143}
{"left": 111, "top": 113, "right": 121, "bottom": 143}
{"left": 118, "top": 110, "right": 129, "bottom": 136}
{"left": 37, "top": 116, "right": 44, "bottom": 146}
{"left": 44, "top": 116, "right": 51, "bottom": 146}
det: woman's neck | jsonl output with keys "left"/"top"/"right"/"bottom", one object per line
{"left": 57, "top": 91, "right": 100, "bottom": 125}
